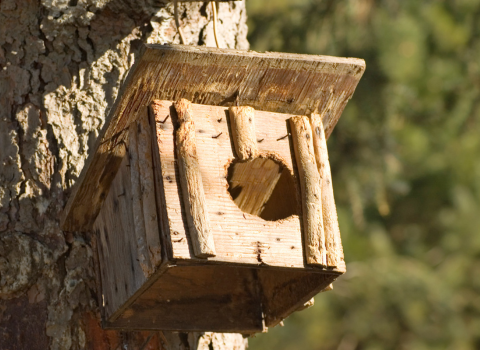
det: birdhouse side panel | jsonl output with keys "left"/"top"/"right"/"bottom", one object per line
{"left": 93, "top": 115, "right": 166, "bottom": 321}
{"left": 93, "top": 153, "right": 148, "bottom": 320}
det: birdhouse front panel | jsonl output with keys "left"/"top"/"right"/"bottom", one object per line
{"left": 150, "top": 100, "right": 307, "bottom": 267}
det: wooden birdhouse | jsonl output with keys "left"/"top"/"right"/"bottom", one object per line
{"left": 61, "top": 45, "right": 365, "bottom": 333}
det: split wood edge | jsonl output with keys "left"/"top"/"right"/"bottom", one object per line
{"left": 149, "top": 101, "right": 174, "bottom": 258}
{"left": 228, "top": 106, "right": 258, "bottom": 160}
{"left": 309, "top": 113, "right": 345, "bottom": 269}
{"left": 128, "top": 122, "right": 154, "bottom": 276}
{"left": 174, "top": 99, "right": 216, "bottom": 258}
{"left": 296, "top": 297, "right": 315, "bottom": 312}
{"left": 289, "top": 116, "right": 327, "bottom": 266}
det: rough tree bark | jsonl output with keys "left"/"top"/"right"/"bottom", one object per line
{"left": 0, "top": 0, "right": 248, "bottom": 349}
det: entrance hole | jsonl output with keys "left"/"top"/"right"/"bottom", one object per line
{"left": 226, "top": 157, "right": 298, "bottom": 221}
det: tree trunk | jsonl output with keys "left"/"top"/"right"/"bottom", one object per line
{"left": 0, "top": 0, "right": 248, "bottom": 349}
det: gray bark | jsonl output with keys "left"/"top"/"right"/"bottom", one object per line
{"left": 0, "top": 0, "right": 248, "bottom": 349}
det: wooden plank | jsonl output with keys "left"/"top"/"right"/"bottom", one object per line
{"left": 310, "top": 113, "right": 345, "bottom": 270}
{"left": 296, "top": 297, "right": 315, "bottom": 312}
{"left": 128, "top": 122, "right": 153, "bottom": 276}
{"left": 136, "top": 110, "right": 163, "bottom": 268}
{"left": 61, "top": 44, "right": 365, "bottom": 232}
{"left": 174, "top": 99, "right": 216, "bottom": 258}
{"left": 289, "top": 116, "right": 326, "bottom": 266}
{"left": 258, "top": 268, "right": 338, "bottom": 328}
{"left": 93, "top": 154, "right": 147, "bottom": 320}
{"left": 228, "top": 106, "right": 258, "bottom": 160}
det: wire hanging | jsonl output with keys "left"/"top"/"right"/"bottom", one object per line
{"left": 212, "top": 1, "right": 220, "bottom": 48}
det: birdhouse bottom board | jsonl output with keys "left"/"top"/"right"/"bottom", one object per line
{"left": 92, "top": 100, "right": 344, "bottom": 333}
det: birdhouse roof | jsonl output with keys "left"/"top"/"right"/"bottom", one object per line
{"left": 61, "top": 44, "right": 365, "bottom": 232}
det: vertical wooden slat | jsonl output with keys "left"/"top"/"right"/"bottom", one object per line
{"left": 149, "top": 101, "right": 173, "bottom": 259}
{"left": 309, "top": 113, "right": 345, "bottom": 270}
{"left": 128, "top": 123, "right": 153, "bottom": 276}
{"left": 289, "top": 116, "right": 326, "bottom": 266}
{"left": 228, "top": 106, "right": 258, "bottom": 160}
{"left": 136, "top": 109, "right": 163, "bottom": 268}
{"left": 174, "top": 99, "right": 216, "bottom": 258}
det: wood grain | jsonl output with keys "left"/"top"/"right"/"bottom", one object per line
{"left": 310, "top": 113, "right": 345, "bottom": 270}
{"left": 228, "top": 106, "right": 258, "bottom": 160}
{"left": 289, "top": 116, "right": 326, "bottom": 266}
{"left": 174, "top": 99, "right": 216, "bottom": 258}
{"left": 61, "top": 44, "right": 365, "bottom": 232}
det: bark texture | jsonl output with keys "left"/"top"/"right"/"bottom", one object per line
{"left": 0, "top": 0, "right": 248, "bottom": 349}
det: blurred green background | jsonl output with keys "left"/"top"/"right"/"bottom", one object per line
{"left": 246, "top": 0, "right": 480, "bottom": 349}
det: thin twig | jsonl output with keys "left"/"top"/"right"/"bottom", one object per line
{"left": 174, "top": 0, "right": 186, "bottom": 45}
{"left": 212, "top": 1, "right": 220, "bottom": 48}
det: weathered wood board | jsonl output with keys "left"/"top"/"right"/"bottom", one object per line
{"left": 93, "top": 153, "right": 148, "bottom": 320}
{"left": 93, "top": 112, "right": 163, "bottom": 321}
{"left": 61, "top": 44, "right": 365, "bottom": 232}
{"left": 107, "top": 265, "right": 264, "bottom": 332}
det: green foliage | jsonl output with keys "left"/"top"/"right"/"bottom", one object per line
{"left": 246, "top": 0, "right": 480, "bottom": 349}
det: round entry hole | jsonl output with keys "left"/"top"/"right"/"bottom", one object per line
{"left": 226, "top": 157, "right": 298, "bottom": 221}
